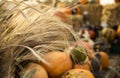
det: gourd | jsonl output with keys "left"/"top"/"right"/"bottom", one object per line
{"left": 62, "top": 69, "right": 95, "bottom": 78}
{"left": 40, "top": 51, "right": 72, "bottom": 78}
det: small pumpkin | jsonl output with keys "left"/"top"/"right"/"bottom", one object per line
{"left": 60, "top": 7, "right": 81, "bottom": 15}
{"left": 78, "top": 0, "right": 88, "bottom": 4}
{"left": 91, "top": 52, "right": 110, "bottom": 72}
{"left": 40, "top": 51, "right": 72, "bottom": 78}
{"left": 117, "top": 25, "right": 120, "bottom": 38}
{"left": 20, "top": 63, "right": 48, "bottom": 78}
{"left": 62, "top": 69, "right": 95, "bottom": 78}
{"left": 101, "top": 27, "right": 116, "bottom": 43}
{"left": 99, "top": 52, "right": 110, "bottom": 69}
{"left": 73, "top": 61, "right": 91, "bottom": 70}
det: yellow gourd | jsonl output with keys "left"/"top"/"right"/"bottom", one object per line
{"left": 20, "top": 63, "right": 48, "bottom": 78}
{"left": 62, "top": 69, "right": 95, "bottom": 78}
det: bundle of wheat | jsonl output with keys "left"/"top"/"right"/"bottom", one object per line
{"left": 0, "top": 1, "right": 80, "bottom": 78}
{"left": 0, "top": 1, "right": 97, "bottom": 78}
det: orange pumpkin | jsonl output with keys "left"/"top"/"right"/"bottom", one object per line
{"left": 60, "top": 7, "right": 81, "bottom": 15}
{"left": 91, "top": 52, "right": 109, "bottom": 71}
{"left": 40, "top": 52, "right": 72, "bottom": 78}
{"left": 99, "top": 52, "right": 110, "bottom": 69}
{"left": 117, "top": 25, "right": 120, "bottom": 38}
{"left": 79, "top": 0, "right": 88, "bottom": 4}
{"left": 20, "top": 63, "right": 48, "bottom": 78}
{"left": 73, "top": 61, "right": 91, "bottom": 70}
{"left": 62, "top": 69, "right": 95, "bottom": 78}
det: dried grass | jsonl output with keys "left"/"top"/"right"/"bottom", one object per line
{"left": 0, "top": 1, "right": 94, "bottom": 78}
{"left": 78, "top": 4, "right": 102, "bottom": 26}
{"left": 101, "top": 3, "right": 120, "bottom": 26}
{"left": 0, "top": 1, "right": 76, "bottom": 78}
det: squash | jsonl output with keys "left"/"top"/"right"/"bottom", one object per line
{"left": 101, "top": 27, "right": 116, "bottom": 43}
{"left": 40, "top": 52, "right": 72, "bottom": 78}
{"left": 20, "top": 63, "right": 48, "bottom": 78}
{"left": 91, "top": 52, "right": 110, "bottom": 72}
{"left": 73, "top": 61, "right": 91, "bottom": 70}
{"left": 99, "top": 52, "right": 110, "bottom": 69}
{"left": 117, "top": 25, "right": 120, "bottom": 38}
{"left": 79, "top": 0, "right": 89, "bottom": 4}
{"left": 59, "top": 7, "right": 81, "bottom": 15}
{"left": 62, "top": 69, "right": 95, "bottom": 78}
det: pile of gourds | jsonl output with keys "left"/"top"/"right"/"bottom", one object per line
{"left": 20, "top": 44, "right": 110, "bottom": 78}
